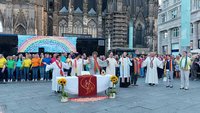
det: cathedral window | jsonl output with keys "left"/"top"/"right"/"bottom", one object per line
{"left": 59, "top": 19, "right": 67, "bottom": 36}
{"left": 73, "top": 21, "right": 83, "bottom": 34}
{"left": 88, "top": 20, "right": 97, "bottom": 38}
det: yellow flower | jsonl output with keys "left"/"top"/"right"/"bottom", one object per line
{"left": 110, "top": 75, "right": 118, "bottom": 84}
{"left": 58, "top": 78, "right": 67, "bottom": 86}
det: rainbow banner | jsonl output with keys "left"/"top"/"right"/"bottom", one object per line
{"left": 18, "top": 35, "right": 77, "bottom": 53}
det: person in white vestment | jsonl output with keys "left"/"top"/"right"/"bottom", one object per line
{"left": 106, "top": 52, "right": 118, "bottom": 75}
{"left": 89, "top": 51, "right": 108, "bottom": 75}
{"left": 45, "top": 55, "right": 70, "bottom": 92}
{"left": 71, "top": 53, "right": 88, "bottom": 76}
{"left": 119, "top": 52, "right": 132, "bottom": 87}
{"left": 142, "top": 52, "right": 163, "bottom": 86}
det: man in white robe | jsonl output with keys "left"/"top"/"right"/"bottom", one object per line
{"left": 45, "top": 55, "right": 69, "bottom": 91}
{"left": 71, "top": 53, "right": 88, "bottom": 76}
{"left": 119, "top": 52, "right": 132, "bottom": 87}
{"left": 106, "top": 52, "right": 118, "bottom": 75}
{"left": 142, "top": 52, "right": 163, "bottom": 86}
{"left": 89, "top": 51, "right": 108, "bottom": 75}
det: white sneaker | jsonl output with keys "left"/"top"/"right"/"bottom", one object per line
{"left": 35, "top": 79, "right": 37, "bottom": 81}
{"left": 32, "top": 79, "right": 34, "bottom": 81}
{"left": 3, "top": 79, "right": 6, "bottom": 82}
{"left": 40, "top": 78, "right": 43, "bottom": 81}
{"left": 10, "top": 79, "right": 12, "bottom": 82}
{"left": 15, "top": 80, "right": 18, "bottom": 82}
{"left": 27, "top": 79, "right": 29, "bottom": 82}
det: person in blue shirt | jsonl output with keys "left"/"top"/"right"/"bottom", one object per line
{"left": 42, "top": 54, "right": 51, "bottom": 81}
{"left": 61, "top": 53, "right": 67, "bottom": 63}
{"left": 15, "top": 54, "right": 23, "bottom": 82}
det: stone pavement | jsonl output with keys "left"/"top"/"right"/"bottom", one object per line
{"left": 0, "top": 78, "right": 200, "bottom": 113}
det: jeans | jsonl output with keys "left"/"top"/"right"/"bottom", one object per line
{"left": 16, "top": 67, "right": 22, "bottom": 80}
{"left": 40, "top": 66, "right": 45, "bottom": 79}
{"left": 166, "top": 71, "right": 173, "bottom": 86}
{"left": 23, "top": 67, "right": 30, "bottom": 80}
{"left": 32, "top": 67, "right": 39, "bottom": 80}
{"left": 7, "top": 68, "right": 14, "bottom": 80}
{"left": 140, "top": 68, "right": 144, "bottom": 77}
{"left": 44, "top": 70, "right": 50, "bottom": 80}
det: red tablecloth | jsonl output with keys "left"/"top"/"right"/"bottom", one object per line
{"left": 78, "top": 75, "right": 97, "bottom": 96}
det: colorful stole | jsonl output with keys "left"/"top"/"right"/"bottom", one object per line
{"left": 180, "top": 57, "right": 188, "bottom": 70}
{"left": 150, "top": 57, "right": 154, "bottom": 69}
{"left": 122, "top": 57, "right": 125, "bottom": 83}
{"left": 94, "top": 57, "right": 100, "bottom": 73}
{"left": 56, "top": 61, "right": 64, "bottom": 76}
{"left": 75, "top": 59, "right": 78, "bottom": 76}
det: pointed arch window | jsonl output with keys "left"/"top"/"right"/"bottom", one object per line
{"left": 14, "top": 25, "right": 26, "bottom": 35}
{"left": 59, "top": 19, "right": 67, "bottom": 36}
{"left": 88, "top": 20, "right": 97, "bottom": 38}
{"left": 73, "top": 21, "right": 83, "bottom": 34}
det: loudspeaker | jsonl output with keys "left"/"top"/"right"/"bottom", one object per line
{"left": 39, "top": 48, "right": 44, "bottom": 53}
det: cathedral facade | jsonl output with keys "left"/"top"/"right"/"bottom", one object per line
{"left": 0, "top": 0, "right": 158, "bottom": 51}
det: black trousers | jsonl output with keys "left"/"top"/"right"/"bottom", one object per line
{"left": 0, "top": 68, "right": 5, "bottom": 81}
{"left": 120, "top": 78, "right": 130, "bottom": 88}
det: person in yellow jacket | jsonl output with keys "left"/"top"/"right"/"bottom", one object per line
{"left": 0, "top": 54, "right": 7, "bottom": 83}
{"left": 179, "top": 51, "right": 191, "bottom": 90}
{"left": 22, "top": 55, "right": 31, "bottom": 81}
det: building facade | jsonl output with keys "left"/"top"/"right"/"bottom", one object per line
{"left": 158, "top": 0, "right": 200, "bottom": 55}
{"left": 104, "top": 0, "right": 158, "bottom": 51}
{"left": 0, "top": 0, "right": 158, "bottom": 51}
{"left": 0, "top": 0, "right": 48, "bottom": 35}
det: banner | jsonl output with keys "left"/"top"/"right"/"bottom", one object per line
{"left": 180, "top": 0, "right": 190, "bottom": 47}
{"left": 18, "top": 35, "right": 77, "bottom": 53}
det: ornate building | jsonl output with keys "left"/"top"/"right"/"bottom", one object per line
{"left": 48, "top": 0, "right": 105, "bottom": 38}
{"left": 0, "top": 0, "right": 48, "bottom": 35}
{"left": 104, "top": 0, "right": 159, "bottom": 51}
{"left": 0, "top": 0, "right": 158, "bottom": 51}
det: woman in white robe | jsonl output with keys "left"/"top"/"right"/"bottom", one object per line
{"left": 45, "top": 55, "right": 69, "bottom": 91}
{"left": 142, "top": 52, "right": 163, "bottom": 85}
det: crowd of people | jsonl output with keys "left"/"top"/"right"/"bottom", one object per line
{"left": 0, "top": 50, "right": 198, "bottom": 90}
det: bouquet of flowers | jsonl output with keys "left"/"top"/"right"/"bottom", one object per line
{"left": 107, "top": 75, "right": 118, "bottom": 98}
{"left": 57, "top": 78, "right": 68, "bottom": 102}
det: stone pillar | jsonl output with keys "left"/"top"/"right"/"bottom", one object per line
{"left": 68, "top": 0, "right": 73, "bottom": 34}
{"left": 167, "top": 30, "right": 171, "bottom": 54}
{"left": 83, "top": 0, "right": 88, "bottom": 34}
{"left": 129, "top": 18, "right": 133, "bottom": 49}
{"left": 193, "top": 22, "right": 198, "bottom": 49}
{"left": 180, "top": 0, "right": 191, "bottom": 52}
{"left": 97, "top": 0, "right": 102, "bottom": 38}
{"left": 52, "top": 0, "right": 60, "bottom": 36}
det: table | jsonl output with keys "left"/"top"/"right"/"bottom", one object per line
{"left": 56, "top": 75, "right": 112, "bottom": 95}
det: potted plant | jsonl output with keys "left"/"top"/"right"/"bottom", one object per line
{"left": 58, "top": 78, "right": 69, "bottom": 102}
{"left": 108, "top": 75, "right": 118, "bottom": 98}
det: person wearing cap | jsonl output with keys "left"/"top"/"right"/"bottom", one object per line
{"left": 179, "top": 51, "right": 191, "bottom": 90}
{"left": 0, "top": 54, "right": 7, "bottom": 83}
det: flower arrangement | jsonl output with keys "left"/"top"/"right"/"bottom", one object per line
{"left": 107, "top": 75, "right": 118, "bottom": 98}
{"left": 57, "top": 78, "right": 68, "bottom": 102}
